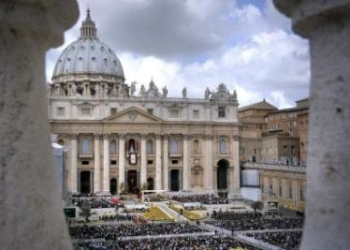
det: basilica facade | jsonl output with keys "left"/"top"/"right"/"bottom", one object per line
{"left": 48, "top": 10, "right": 241, "bottom": 197}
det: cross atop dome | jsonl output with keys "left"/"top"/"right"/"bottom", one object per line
{"left": 80, "top": 8, "right": 97, "bottom": 39}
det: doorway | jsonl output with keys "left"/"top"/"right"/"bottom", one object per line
{"left": 217, "top": 159, "right": 229, "bottom": 190}
{"left": 127, "top": 170, "right": 137, "bottom": 193}
{"left": 80, "top": 171, "right": 91, "bottom": 194}
{"left": 170, "top": 169, "right": 180, "bottom": 191}
{"left": 110, "top": 178, "right": 117, "bottom": 195}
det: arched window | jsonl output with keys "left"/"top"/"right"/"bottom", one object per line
{"left": 194, "top": 139, "right": 200, "bottom": 153}
{"left": 81, "top": 138, "right": 90, "bottom": 154}
{"left": 109, "top": 139, "right": 117, "bottom": 154}
{"left": 219, "top": 137, "right": 227, "bottom": 154}
{"left": 170, "top": 138, "right": 179, "bottom": 154}
{"left": 146, "top": 140, "right": 154, "bottom": 154}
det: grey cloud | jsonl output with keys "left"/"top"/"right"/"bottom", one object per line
{"left": 77, "top": 0, "right": 235, "bottom": 58}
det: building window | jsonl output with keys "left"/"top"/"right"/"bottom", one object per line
{"left": 147, "top": 109, "right": 153, "bottom": 115}
{"left": 279, "top": 186, "right": 282, "bottom": 197}
{"left": 147, "top": 160, "right": 153, "bottom": 165}
{"left": 300, "top": 188, "right": 305, "bottom": 201}
{"left": 110, "top": 160, "right": 117, "bottom": 165}
{"left": 110, "top": 108, "right": 117, "bottom": 115}
{"left": 146, "top": 140, "right": 154, "bottom": 154}
{"left": 218, "top": 106, "right": 226, "bottom": 118}
{"left": 219, "top": 137, "right": 227, "bottom": 154}
{"left": 81, "top": 107, "right": 91, "bottom": 116}
{"left": 170, "top": 138, "right": 180, "bottom": 153}
{"left": 193, "top": 110, "right": 199, "bottom": 119}
{"left": 170, "top": 109, "right": 180, "bottom": 118}
{"left": 109, "top": 139, "right": 117, "bottom": 154}
{"left": 193, "top": 139, "right": 200, "bottom": 153}
{"left": 57, "top": 107, "right": 65, "bottom": 116}
{"left": 81, "top": 138, "right": 90, "bottom": 154}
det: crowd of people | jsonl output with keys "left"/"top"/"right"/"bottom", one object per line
{"left": 73, "top": 235, "right": 260, "bottom": 250}
{"left": 211, "top": 211, "right": 262, "bottom": 220}
{"left": 71, "top": 197, "right": 119, "bottom": 209}
{"left": 70, "top": 223, "right": 207, "bottom": 240}
{"left": 207, "top": 217, "right": 304, "bottom": 231}
{"left": 246, "top": 231, "right": 302, "bottom": 250}
{"left": 170, "top": 194, "right": 229, "bottom": 205}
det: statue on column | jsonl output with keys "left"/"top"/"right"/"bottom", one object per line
{"left": 162, "top": 86, "right": 168, "bottom": 98}
{"left": 139, "top": 84, "right": 146, "bottom": 97}
{"left": 205, "top": 87, "right": 211, "bottom": 100}
{"left": 182, "top": 87, "right": 187, "bottom": 98}
{"left": 130, "top": 82, "right": 136, "bottom": 96}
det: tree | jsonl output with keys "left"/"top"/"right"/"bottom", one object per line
{"left": 80, "top": 201, "right": 91, "bottom": 222}
{"left": 251, "top": 201, "right": 264, "bottom": 214}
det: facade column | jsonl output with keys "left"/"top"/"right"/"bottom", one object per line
{"left": 118, "top": 134, "right": 126, "bottom": 194}
{"left": 93, "top": 134, "right": 101, "bottom": 193}
{"left": 229, "top": 135, "right": 241, "bottom": 197}
{"left": 204, "top": 135, "right": 214, "bottom": 193}
{"left": 140, "top": 134, "right": 147, "bottom": 189}
{"left": 274, "top": 1, "right": 350, "bottom": 249}
{"left": 182, "top": 135, "right": 190, "bottom": 190}
{"left": 0, "top": 1, "right": 78, "bottom": 249}
{"left": 163, "top": 135, "right": 169, "bottom": 190}
{"left": 103, "top": 134, "right": 110, "bottom": 193}
{"left": 155, "top": 135, "right": 162, "bottom": 190}
{"left": 70, "top": 135, "right": 78, "bottom": 193}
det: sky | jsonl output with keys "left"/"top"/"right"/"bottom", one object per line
{"left": 46, "top": 0, "right": 310, "bottom": 109}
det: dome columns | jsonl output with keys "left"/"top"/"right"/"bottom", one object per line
{"left": 0, "top": 0, "right": 78, "bottom": 249}
{"left": 274, "top": 1, "right": 350, "bottom": 249}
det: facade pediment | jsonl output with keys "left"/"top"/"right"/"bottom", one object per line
{"left": 103, "top": 107, "right": 163, "bottom": 123}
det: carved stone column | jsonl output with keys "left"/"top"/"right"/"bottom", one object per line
{"left": 274, "top": 1, "right": 350, "bottom": 249}
{"left": 93, "top": 134, "right": 101, "bottom": 193}
{"left": 118, "top": 134, "right": 126, "bottom": 193}
{"left": 229, "top": 135, "right": 241, "bottom": 197}
{"left": 0, "top": 1, "right": 78, "bottom": 249}
{"left": 103, "top": 134, "right": 110, "bottom": 193}
{"left": 182, "top": 135, "right": 190, "bottom": 190}
{"left": 155, "top": 135, "right": 162, "bottom": 190}
{"left": 204, "top": 135, "right": 214, "bottom": 193}
{"left": 70, "top": 135, "right": 78, "bottom": 193}
{"left": 162, "top": 135, "right": 169, "bottom": 190}
{"left": 140, "top": 134, "right": 147, "bottom": 188}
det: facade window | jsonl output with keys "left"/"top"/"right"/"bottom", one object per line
{"left": 81, "top": 138, "right": 90, "bottom": 154}
{"left": 218, "top": 106, "right": 226, "bottom": 118}
{"left": 193, "top": 139, "right": 200, "bottom": 153}
{"left": 57, "top": 107, "right": 65, "bottom": 116}
{"left": 110, "top": 108, "right": 117, "bottom": 115}
{"left": 146, "top": 140, "right": 154, "bottom": 154}
{"left": 170, "top": 109, "right": 180, "bottom": 118}
{"left": 219, "top": 137, "right": 227, "bottom": 154}
{"left": 147, "top": 109, "right": 153, "bottom": 115}
{"left": 193, "top": 110, "right": 199, "bottom": 119}
{"left": 279, "top": 186, "right": 282, "bottom": 197}
{"left": 109, "top": 139, "right": 117, "bottom": 154}
{"left": 170, "top": 138, "right": 179, "bottom": 153}
{"left": 81, "top": 107, "right": 91, "bottom": 116}
{"left": 300, "top": 188, "right": 305, "bottom": 201}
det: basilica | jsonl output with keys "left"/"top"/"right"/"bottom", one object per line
{"left": 48, "top": 10, "right": 241, "bottom": 198}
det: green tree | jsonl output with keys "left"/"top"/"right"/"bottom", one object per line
{"left": 251, "top": 201, "right": 264, "bottom": 214}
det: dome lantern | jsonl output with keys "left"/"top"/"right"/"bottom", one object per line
{"left": 80, "top": 9, "right": 97, "bottom": 39}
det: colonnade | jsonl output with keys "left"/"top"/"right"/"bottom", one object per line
{"left": 69, "top": 133, "right": 240, "bottom": 195}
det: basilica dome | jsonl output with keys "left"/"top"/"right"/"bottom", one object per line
{"left": 52, "top": 10, "right": 124, "bottom": 81}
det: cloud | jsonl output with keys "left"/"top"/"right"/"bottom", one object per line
{"left": 45, "top": 0, "right": 310, "bottom": 109}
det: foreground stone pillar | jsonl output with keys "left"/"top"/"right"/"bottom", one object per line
{"left": 0, "top": 1, "right": 78, "bottom": 249}
{"left": 274, "top": 1, "right": 350, "bottom": 249}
